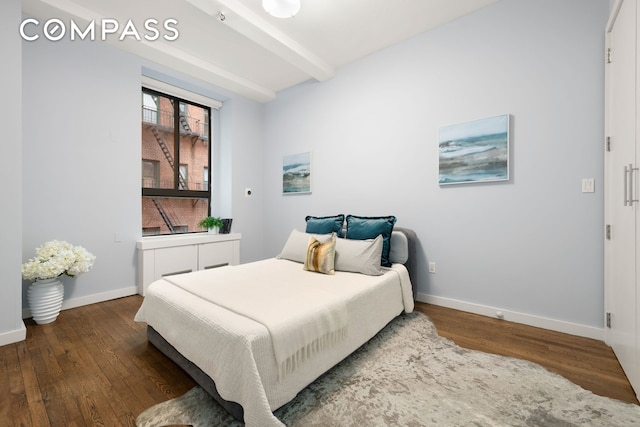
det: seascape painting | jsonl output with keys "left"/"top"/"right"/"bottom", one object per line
{"left": 283, "top": 152, "right": 311, "bottom": 194}
{"left": 438, "top": 114, "right": 509, "bottom": 185}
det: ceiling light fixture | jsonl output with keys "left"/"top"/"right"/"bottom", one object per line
{"left": 262, "top": 0, "right": 300, "bottom": 18}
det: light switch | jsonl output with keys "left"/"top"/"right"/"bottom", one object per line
{"left": 582, "top": 178, "right": 595, "bottom": 193}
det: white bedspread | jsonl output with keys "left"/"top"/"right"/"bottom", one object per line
{"left": 162, "top": 262, "right": 348, "bottom": 378}
{"left": 135, "top": 258, "right": 413, "bottom": 427}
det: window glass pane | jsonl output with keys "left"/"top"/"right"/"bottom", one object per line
{"left": 179, "top": 164, "right": 188, "bottom": 190}
{"left": 178, "top": 102, "right": 209, "bottom": 191}
{"left": 142, "top": 93, "right": 158, "bottom": 123}
{"left": 178, "top": 102, "right": 209, "bottom": 141}
{"left": 142, "top": 93, "right": 177, "bottom": 190}
{"left": 142, "top": 160, "right": 159, "bottom": 188}
{"left": 142, "top": 197, "right": 209, "bottom": 235}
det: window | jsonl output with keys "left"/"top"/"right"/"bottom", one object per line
{"left": 142, "top": 93, "right": 159, "bottom": 123}
{"left": 141, "top": 87, "right": 212, "bottom": 236}
{"left": 179, "top": 164, "right": 188, "bottom": 190}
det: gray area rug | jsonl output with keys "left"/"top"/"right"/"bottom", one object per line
{"left": 136, "top": 312, "right": 640, "bottom": 426}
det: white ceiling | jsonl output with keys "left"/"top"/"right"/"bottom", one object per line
{"left": 22, "top": 0, "right": 501, "bottom": 102}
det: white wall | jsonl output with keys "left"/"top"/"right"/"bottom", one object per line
{"left": 0, "top": 0, "right": 26, "bottom": 346}
{"left": 22, "top": 38, "right": 142, "bottom": 307}
{"left": 20, "top": 32, "right": 266, "bottom": 313}
{"left": 224, "top": 97, "right": 266, "bottom": 262}
{"left": 263, "top": 0, "right": 609, "bottom": 336}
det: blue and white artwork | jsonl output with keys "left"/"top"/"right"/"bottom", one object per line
{"left": 438, "top": 114, "right": 510, "bottom": 185}
{"left": 283, "top": 152, "right": 311, "bottom": 194}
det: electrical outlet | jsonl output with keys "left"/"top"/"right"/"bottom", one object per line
{"left": 428, "top": 262, "right": 436, "bottom": 273}
{"left": 581, "top": 178, "right": 595, "bottom": 193}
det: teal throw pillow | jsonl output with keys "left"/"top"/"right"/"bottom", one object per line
{"left": 345, "top": 215, "right": 397, "bottom": 267}
{"left": 305, "top": 214, "right": 345, "bottom": 237}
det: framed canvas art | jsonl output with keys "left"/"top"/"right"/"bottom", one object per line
{"left": 438, "top": 114, "right": 510, "bottom": 185}
{"left": 283, "top": 151, "right": 311, "bottom": 194}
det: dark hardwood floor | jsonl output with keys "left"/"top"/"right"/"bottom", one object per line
{"left": 0, "top": 296, "right": 636, "bottom": 426}
{"left": 0, "top": 296, "right": 196, "bottom": 427}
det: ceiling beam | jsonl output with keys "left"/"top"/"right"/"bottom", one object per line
{"left": 27, "top": 0, "right": 276, "bottom": 102}
{"left": 134, "top": 39, "right": 277, "bottom": 102}
{"left": 187, "top": 0, "right": 335, "bottom": 82}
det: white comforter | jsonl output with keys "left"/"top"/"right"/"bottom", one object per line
{"left": 161, "top": 262, "right": 349, "bottom": 378}
{"left": 135, "top": 258, "right": 413, "bottom": 427}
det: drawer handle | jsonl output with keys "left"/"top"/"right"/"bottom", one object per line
{"left": 204, "top": 262, "right": 229, "bottom": 270}
{"left": 162, "top": 269, "right": 192, "bottom": 277}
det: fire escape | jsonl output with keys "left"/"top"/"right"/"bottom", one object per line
{"left": 178, "top": 110, "right": 207, "bottom": 147}
{"left": 143, "top": 103, "right": 208, "bottom": 233}
{"left": 149, "top": 126, "right": 188, "bottom": 189}
{"left": 151, "top": 198, "right": 179, "bottom": 233}
{"left": 147, "top": 116, "right": 188, "bottom": 232}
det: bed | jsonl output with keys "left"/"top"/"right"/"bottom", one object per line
{"left": 135, "top": 220, "right": 417, "bottom": 427}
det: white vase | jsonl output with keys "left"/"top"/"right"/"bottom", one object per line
{"left": 27, "top": 278, "right": 64, "bottom": 324}
{"left": 208, "top": 227, "right": 219, "bottom": 234}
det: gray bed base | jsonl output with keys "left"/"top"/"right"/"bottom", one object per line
{"left": 147, "top": 325, "right": 245, "bottom": 420}
{"left": 145, "top": 227, "right": 418, "bottom": 422}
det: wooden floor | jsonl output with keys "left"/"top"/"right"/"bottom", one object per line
{"left": 417, "top": 302, "right": 639, "bottom": 405}
{"left": 0, "top": 297, "right": 637, "bottom": 426}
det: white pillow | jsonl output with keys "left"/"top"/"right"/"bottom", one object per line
{"left": 277, "top": 229, "right": 332, "bottom": 263}
{"left": 334, "top": 234, "right": 384, "bottom": 276}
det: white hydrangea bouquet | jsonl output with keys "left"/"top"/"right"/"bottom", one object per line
{"left": 22, "top": 240, "right": 96, "bottom": 281}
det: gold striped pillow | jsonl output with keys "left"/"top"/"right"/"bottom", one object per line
{"left": 304, "top": 233, "right": 336, "bottom": 275}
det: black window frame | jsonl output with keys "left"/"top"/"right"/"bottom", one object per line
{"left": 141, "top": 87, "right": 212, "bottom": 204}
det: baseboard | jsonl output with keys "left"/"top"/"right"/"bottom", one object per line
{"left": 417, "top": 293, "right": 604, "bottom": 341}
{"left": 22, "top": 286, "right": 138, "bottom": 319}
{"left": 0, "top": 322, "right": 26, "bottom": 347}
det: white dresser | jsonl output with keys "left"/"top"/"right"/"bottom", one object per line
{"left": 136, "top": 233, "right": 241, "bottom": 295}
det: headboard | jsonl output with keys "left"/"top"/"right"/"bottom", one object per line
{"left": 392, "top": 227, "right": 418, "bottom": 301}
